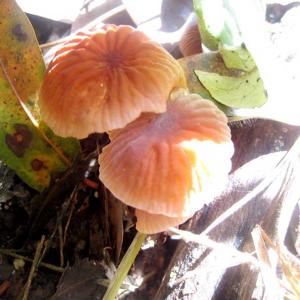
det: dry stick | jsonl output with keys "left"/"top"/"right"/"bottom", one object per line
{"left": 257, "top": 226, "right": 300, "bottom": 299}
{"left": 0, "top": 59, "right": 72, "bottom": 167}
{"left": 22, "top": 236, "right": 46, "bottom": 300}
{"left": 38, "top": 215, "right": 66, "bottom": 271}
{"left": 0, "top": 248, "right": 64, "bottom": 273}
{"left": 40, "top": 4, "right": 127, "bottom": 50}
{"left": 63, "top": 191, "right": 77, "bottom": 245}
{"left": 58, "top": 222, "right": 65, "bottom": 267}
{"left": 48, "top": 186, "right": 78, "bottom": 264}
{"left": 38, "top": 208, "right": 66, "bottom": 268}
{"left": 103, "top": 188, "right": 111, "bottom": 245}
{"left": 258, "top": 225, "right": 277, "bottom": 249}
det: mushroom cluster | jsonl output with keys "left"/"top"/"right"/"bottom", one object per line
{"left": 40, "top": 25, "right": 234, "bottom": 234}
{"left": 40, "top": 25, "right": 186, "bottom": 138}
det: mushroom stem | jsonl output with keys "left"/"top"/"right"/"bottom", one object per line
{"left": 102, "top": 232, "right": 146, "bottom": 300}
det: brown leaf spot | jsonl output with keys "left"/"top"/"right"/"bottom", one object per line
{"left": 12, "top": 24, "right": 28, "bottom": 42}
{"left": 31, "top": 159, "right": 44, "bottom": 171}
{"left": 5, "top": 124, "right": 32, "bottom": 157}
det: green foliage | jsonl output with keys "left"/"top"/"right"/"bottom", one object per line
{"left": 192, "top": 0, "right": 267, "bottom": 110}
{"left": 219, "top": 44, "right": 256, "bottom": 72}
{"left": 0, "top": 0, "right": 79, "bottom": 191}
{"left": 195, "top": 68, "right": 267, "bottom": 108}
{"left": 193, "top": 0, "right": 242, "bottom": 50}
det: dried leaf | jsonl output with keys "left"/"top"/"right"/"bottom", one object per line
{"left": 51, "top": 260, "right": 107, "bottom": 300}
{"left": 0, "top": 0, "right": 79, "bottom": 191}
{"left": 277, "top": 245, "right": 300, "bottom": 299}
{"left": 251, "top": 226, "right": 281, "bottom": 299}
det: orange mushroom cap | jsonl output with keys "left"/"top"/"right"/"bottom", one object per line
{"left": 39, "top": 25, "right": 186, "bottom": 138}
{"left": 99, "top": 94, "right": 234, "bottom": 224}
{"left": 179, "top": 20, "right": 203, "bottom": 57}
{"left": 135, "top": 209, "right": 191, "bottom": 234}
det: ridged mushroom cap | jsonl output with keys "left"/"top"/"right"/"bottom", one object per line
{"left": 99, "top": 94, "right": 234, "bottom": 221}
{"left": 179, "top": 19, "right": 202, "bottom": 57}
{"left": 39, "top": 25, "right": 186, "bottom": 138}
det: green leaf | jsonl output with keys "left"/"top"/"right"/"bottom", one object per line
{"left": 178, "top": 52, "right": 239, "bottom": 114}
{"left": 195, "top": 67, "right": 267, "bottom": 108}
{"left": 193, "top": 0, "right": 258, "bottom": 74}
{"left": 0, "top": 0, "right": 79, "bottom": 191}
{"left": 193, "top": 0, "right": 242, "bottom": 50}
{"left": 219, "top": 43, "right": 256, "bottom": 72}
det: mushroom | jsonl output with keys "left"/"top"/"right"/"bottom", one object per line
{"left": 99, "top": 94, "right": 234, "bottom": 234}
{"left": 39, "top": 25, "right": 186, "bottom": 138}
{"left": 179, "top": 15, "right": 203, "bottom": 57}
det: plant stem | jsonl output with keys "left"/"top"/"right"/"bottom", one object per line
{"left": 0, "top": 248, "right": 64, "bottom": 273}
{"left": 102, "top": 232, "right": 146, "bottom": 300}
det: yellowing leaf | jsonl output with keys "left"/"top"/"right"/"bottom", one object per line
{"left": 195, "top": 67, "right": 267, "bottom": 108}
{"left": 0, "top": 0, "right": 79, "bottom": 191}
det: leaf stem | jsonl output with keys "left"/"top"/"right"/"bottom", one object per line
{"left": 102, "top": 232, "right": 146, "bottom": 300}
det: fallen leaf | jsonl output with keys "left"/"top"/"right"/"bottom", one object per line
{"left": 0, "top": 0, "right": 79, "bottom": 191}
{"left": 51, "top": 259, "right": 107, "bottom": 300}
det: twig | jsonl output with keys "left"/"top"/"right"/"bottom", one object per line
{"left": 22, "top": 235, "right": 45, "bottom": 300}
{"left": 168, "top": 227, "right": 258, "bottom": 267}
{"left": 39, "top": 224, "right": 59, "bottom": 266}
{"left": 255, "top": 226, "right": 300, "bottom": 299}
{"left": 63, "top": 190, "right": 77, "bottom": 245}
{"left": 40, "top": 4, "right": 126, "bottom": 50}
{"left": 103, "top": 188, "right": 111, "bottom": 246}
{"left": 102, "top": 232, "right": 146, "bottom": 300}
{"left": 58, "top": 222, "right": 65, "bottom": 267}
{"left": 0, "top": 248, "right": 64, "bottom": 273}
